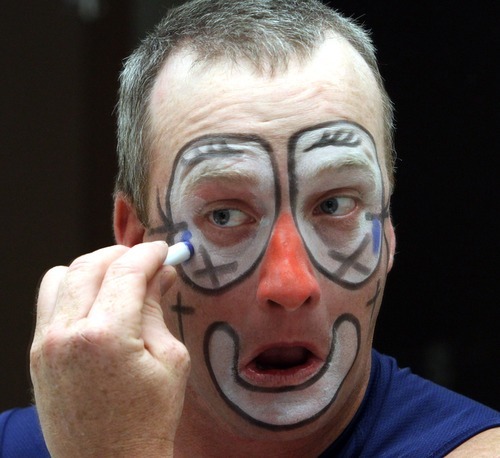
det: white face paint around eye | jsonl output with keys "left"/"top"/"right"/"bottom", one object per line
{"left": 167, "top": 135, "right": 279, "bottom": 292}
{"left": 289, "top": 121, "right": 385, "bottom": 288}
{"left": 163, "top": 122, "right": 385, "bottom": 430}
{"left": 165, "top": 122, "right": 386, "bottom": 292}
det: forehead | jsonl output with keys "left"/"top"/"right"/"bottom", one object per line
{"left": 147, "top": 37, "right": 386, "bottom": 193}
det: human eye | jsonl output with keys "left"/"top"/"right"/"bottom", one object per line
{"left": 209, "top": 208, "right": 253, "bottom": 227}
{"left": 196, "top": 204, "right": 259, "bottom": 247}
{"left": 314, "top": 196, "right": 356, "bottom": 217}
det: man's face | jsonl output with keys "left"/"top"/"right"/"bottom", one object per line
{"left": 144, "top": 37, "right": 395, "bottom": 438}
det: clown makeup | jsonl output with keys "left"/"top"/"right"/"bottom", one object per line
{"left": 166, "top": 122, "right": 385, "bottom": 292}
{"left": 205, "top": 314, "right": 360, "bottom": 429}
{"left": 289, "top": 121, "right": 385, "bottom": 288}
{"left": 166, "top": 135, "right": 280, "bottom": 292}
{"left": 164, "top": 121, "right": 386, "bottom": 429}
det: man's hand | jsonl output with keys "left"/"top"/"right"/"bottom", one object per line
{"left": 30, "top": 242, "right": 190, "bottom": 457}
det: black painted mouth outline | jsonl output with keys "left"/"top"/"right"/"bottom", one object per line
{"left": 203, "top": 314, "right": 360, "bottom": 430}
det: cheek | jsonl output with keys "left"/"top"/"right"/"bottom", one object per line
{"left": 160, "top": 279, "right": 256, "bottom": 345}
{"left": 160, "top": 285, "right": 210, "bottom": 346}
{"left": 316, "top": 272, "right": 384, "bottom": 334}
{"left": 318, "top": 276, "right": 366, "bottom": 310}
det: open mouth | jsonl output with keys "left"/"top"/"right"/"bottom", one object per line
{"left": 205, "top": 315, "right": 360, "bottom": 429}
{"left": 255, "top": 347, "right": 310, "bottom": 370}
{"left": 243, "top": 346, "right": 323, "bottom": 386}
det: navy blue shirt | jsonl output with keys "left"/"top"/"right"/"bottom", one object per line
{"left": 320, "top": 351, "right": 499, "bottom": 457}
{"left": 2, "top": 351, "right": 498, "bottom": 457}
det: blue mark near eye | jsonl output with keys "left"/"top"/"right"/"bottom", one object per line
{"left": 371, "top": 218, "right": 381, "bottom": 254}
{"left": 181, "top": 230, "right": 193, "bottom": 242}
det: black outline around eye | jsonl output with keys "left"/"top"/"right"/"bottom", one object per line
{"left": 288, "top": 120, "right": 387, "bottom": 290}
{"left": 166, "top": 133, "right": 281, "bottom": 295}
{"left": 163, "top": 121, "right": 388, "bottom": 294}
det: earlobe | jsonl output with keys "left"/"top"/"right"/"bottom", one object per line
{"left": 386, "top": 218, "right": 396, "bottom": 272}
{"left": 113, "top": 193, "right": 146, "bottom": 247}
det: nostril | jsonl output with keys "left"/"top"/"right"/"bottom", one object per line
{"left": 263, "top": 289, "right": 316, "bottom": 312}
{"left": 268, "top": 300, "right": 281, "bottom": 309}
{"left": 267, "top": 294, "right": 314, "bottom": 309}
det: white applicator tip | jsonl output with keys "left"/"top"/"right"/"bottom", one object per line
{"left": 163, "top": 241, "right": 195, "bottom": 266}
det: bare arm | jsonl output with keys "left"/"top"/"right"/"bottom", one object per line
{"left": 445, "top": 427, "right": 500, "bottom": 457}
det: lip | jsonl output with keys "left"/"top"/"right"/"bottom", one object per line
{"left": 205, "top": 316, "right": 360, "bottom": 428}
{"left": 240, "top": 343, "right": 325, "bottom": 388}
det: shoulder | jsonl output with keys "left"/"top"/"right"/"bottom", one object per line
{"left": 365, "top": 351, "right": 500, "bottom": 456}
{"left": 445, "top": 427, "right": 500, "bottom": 457}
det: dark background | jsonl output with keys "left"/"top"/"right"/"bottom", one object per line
{"left": 1, "top": 0, "right": 498, "bottom": 412}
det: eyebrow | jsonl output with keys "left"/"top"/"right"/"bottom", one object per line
{"left": 181, "top": 142, "right": 248, "bottom": 168}
{"left": 181, "top": 166, "right": 261, "bottom": 197}
{"left": 178, "top": 134, "right": 270, "bottom": 167}
{"left": 303, "top": 129, "right": 362, "bottom": 152}
{"left": 301, "top": 153, "right": 378, "bottom": 187}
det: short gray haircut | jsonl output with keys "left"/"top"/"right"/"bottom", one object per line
{"left": 116, "top": 0, "right": 395, "bottom": 224}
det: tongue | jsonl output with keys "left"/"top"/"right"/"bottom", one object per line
{"left": 255, "top": 347, "right": 309, "bottom": 370}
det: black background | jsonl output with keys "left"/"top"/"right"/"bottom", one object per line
{"left": 1, "top": 0, "right": 498, "bottom": 412}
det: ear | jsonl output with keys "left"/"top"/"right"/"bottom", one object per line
{"left": 113, "top": 193, "right": 146, "bottom": 247}
{"left": 386, "top": 217, "right": 396, "bottom": 272}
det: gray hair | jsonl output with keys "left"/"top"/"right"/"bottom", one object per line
{"left": 116, "top": 0, "right": 395, "bottom": 225}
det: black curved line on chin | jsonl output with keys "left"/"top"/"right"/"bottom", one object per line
{"left": 203, "top": 314, "right": 360, "bottom": 431}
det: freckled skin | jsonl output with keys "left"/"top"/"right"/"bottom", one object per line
{"left": 31, "top": 244, "right": 190, "bottom": 457}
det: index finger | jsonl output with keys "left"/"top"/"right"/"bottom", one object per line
{"left": 50, "top": 245, "right": 129, "bottom": 326}
{"left": 88, "top": 241, "right": 169, "bottom": 337}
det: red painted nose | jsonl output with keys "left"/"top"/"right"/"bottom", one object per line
{"left": 257, "top": 213, "right": 320, "bottom": 311}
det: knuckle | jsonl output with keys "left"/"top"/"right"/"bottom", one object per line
{"left": 29, "top": 342, "right": 43, "bottom": 372}
{"left": 170, "top": 342, "right": 192, "bottom": 373}
{"left": 58, "top": 280, "right": 85, "bottom": 307}
{"left": 105, "top": 261, "right": 147, "bottom": 285}
{"left": 65, "top": 246, "right": 129, "bottom": 279}
{"left": 34, "top": 323, "right": 117, "bottom": 362}
{"left": 178, "top": 352, "right": 191, "bottom": 374}
{"left": 41, "top": 327, "right": 72, "bottom": 356}
{"left": 74, "top": 324, "right": 116, "bottom": 348}
{"left": 29, "top": 327, "right": 71, "bottom": 369}
{"left": 154, "top": 339, "right": 191, "bottom": 375}
{"left": 62, "top": 256, "right": 100, "bottom": 297}
{"left": 67, "top": 253, "right": 99, "bottom": 274}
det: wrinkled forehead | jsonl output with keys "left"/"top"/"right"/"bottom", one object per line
{"left": 147, "top": 37, "right": 388, "bottom": 198}
{"left": 174, "top": 122, "right": 379, "bottom": 179}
